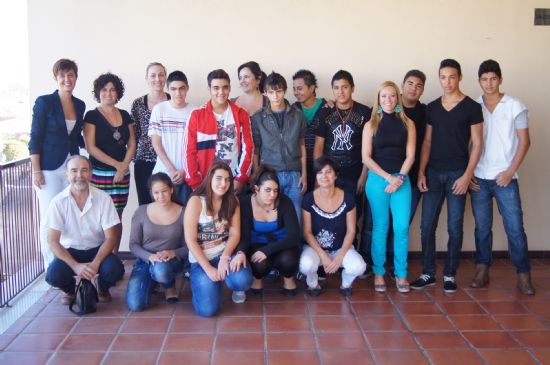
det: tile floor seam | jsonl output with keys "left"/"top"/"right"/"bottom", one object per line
{"left": 304, "top": 295, "right": 324, "bottom": 365}
{"left": 262, "top": 297, "right": 268, "bottom": 365}
{"left": 42, "top": 298, "right": 83, "bottom": 365}
{"left": 384, "top": 287, "right": 434, "bottom": 365}
{"left": 428, "top": 293, "right": 489, "bottom": 364}
{"left": 97, "top": 298, "right": 132, "bottom": 365}
{"left": 209, "top": 310, "right": 220, "bottom": 365}
{"left": 154, "top": 305, "right": 177, "bottom": 365}
{"left": 473, "top": 295, "right": 544, "bottom": 365}
{"left": 349, "top": 294, "right": 380, "bottom": 365}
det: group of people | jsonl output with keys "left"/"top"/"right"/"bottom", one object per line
{"left": 29, "top": 57, "right": 534, "bottom": 318}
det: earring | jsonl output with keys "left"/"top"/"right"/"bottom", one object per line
{"left": 377, "top": 105, "right": 382, "bottom": 113}
{"left": 395, "top": 105, "right": 402, "bottom": 113}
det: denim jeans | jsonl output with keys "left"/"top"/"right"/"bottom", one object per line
{"left": 46, "top": 246, "right": 125, "bottom": 294}
{"left": 361, "top": 183, "right": 422, "bottom": 271}
{"left": 277, "top": 171, "right": 302, "bottom": 224}
{"left": 470, "top": 178, "right": 530, "bottom": 273}
{"left": 365, "top": 172, "right": 411, "bottom": 279}
{"left": 190, "top": 256, "right": 253, "bottom": 317}
{"left": 420, "top": 168, "right": 467, "bottom": 277}
{"left": 174, "top": 181, "right": 193, "bottom": 205}
{"left": 126, "top": 258, "right": 185, "bottom": 311}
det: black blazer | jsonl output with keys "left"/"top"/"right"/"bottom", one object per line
{"left": 28, "top": 90, "right": 86, "bottom": 170}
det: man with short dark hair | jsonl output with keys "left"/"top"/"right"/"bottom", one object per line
{"left": 251, "top": 72, "right": 307, "bottom": 219}
{"left": 149, "top": 70, "right": 196, "bottom": 204}
{"left": 411, "top": 59, "right": 483, "bottom": 293}
{"left": 45, "top": 155, "right": 124, "bottom": 305}
{"left": 469, "top": 59, "right": 534, "bottom": 294}
{"left": 313, "top": 70, "right": 370, "bottom": 208}
{"left": 184, "top": 69, "right": 253, "bottom": 192}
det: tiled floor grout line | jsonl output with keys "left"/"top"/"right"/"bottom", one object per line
{"left": 154, "top": 304, "right": 177, "bottom": 365}
{"left": 305, "top": 295, "right": 324, "bottom": 365}
{"left": 262, "top": 294, "right": 268, "bottom": 365}
{"left": 98, "top": 302, "right": 132, "bottom": 365}
{"left": 349, "top": 295, "right": 380, "bottom": 365}
{"left": 42, "top": 291, "right": 83, "bottom": 365}
{"left": 472, "top": 291, "right": 544, "bottom": 365}
{"left": 384, "top": 288, "right": 434, "bottom": 365}
{"left": 209, "top": 310, "right": 220, "bottom": 365}
{"left": 425, "top": 288, "right": 489, "bottom": 364}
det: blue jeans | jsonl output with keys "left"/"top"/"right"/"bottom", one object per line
{"left": 277, "top": 171, "right": 302, "bottom": 224}
{"left": 420, "top": 168, "right": 467, "bottom": 277}
{"left": 126, "top": 258, "right": 186, "bottom": 311}
{"left": 470, "top": 178, "right": 530, "bottom": 273}
{"left": 361, "top": 184, "right": 422, "bottom": 271}
{"left": 46, "top": 246, "right": 124, "bottom": 294}
{"left": 190, "top": 256, "right": 253, "bottom": 317}
{"left": 365, "top": 172, "right": 411, "bottom": 279}
{"left": 174, "top": 182, "right": 193, "bottom": 205}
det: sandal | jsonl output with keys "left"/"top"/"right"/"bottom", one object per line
{"left": 396, "top": 279, "right": 410, "bottom": 293}
{"left": 374, "top": 276, "right": 386, "bottom": 293}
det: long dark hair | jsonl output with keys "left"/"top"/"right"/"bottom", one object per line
{"left": 149, "top": 172, "right": 182, "bottom": 205}
{"left": 250, "top": 164, "right": 281, "bottom": 208}
{"left": 193, "top": 162, "right": 238, "bottom": 223}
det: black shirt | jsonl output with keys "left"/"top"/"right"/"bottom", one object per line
{"left": 372, "top": 112, "right": 408, "bottom": 174}
{"left": 426, "top": 96, "right": 483, "bottom": 171}
{"left": 404, "top": 102, "right": 426, "bottom": 185}
{"left": 315, "top": 101, "right": 371, "bottom": 180}
{"left": 84, "top": 108, "right": 134, "bottom": 170}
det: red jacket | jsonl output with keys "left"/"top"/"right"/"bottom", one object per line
{"left": 184, "top": 100, "right": 254, "bottom": 189}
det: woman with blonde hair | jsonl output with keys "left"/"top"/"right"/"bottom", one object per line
{"left": 362, "top": 81, "right": 416, "bottom": 293}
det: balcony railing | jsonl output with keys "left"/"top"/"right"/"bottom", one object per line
{"left": 0, "top": 157, "right": 43, "bottom": 307}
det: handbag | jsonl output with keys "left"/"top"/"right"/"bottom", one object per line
{"left": 69, "top": 278, "right": 99, "bottom": 315}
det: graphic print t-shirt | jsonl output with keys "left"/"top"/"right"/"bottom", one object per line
{"left": 214, "top": 107, "right": 239, "bottom": 176}
{"left": 315, "top": 102, "right": 371, "bottom": 180}
{"left": 302, "top": 190, "right": 355, "bottom": 252}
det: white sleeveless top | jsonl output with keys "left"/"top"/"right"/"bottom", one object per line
{"left": 188, "top": 196, "right": 229, "bottom": 263}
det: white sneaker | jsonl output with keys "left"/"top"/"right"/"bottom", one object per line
{"left": 232, "top": 290, "right": 246, "bottom": 303}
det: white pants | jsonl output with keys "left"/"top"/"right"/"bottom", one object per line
{"left": 299, "top": 245, "right": 366, "bottom": 289}
{"left": 34, "top": 161, "right": 69, "bottom": 268}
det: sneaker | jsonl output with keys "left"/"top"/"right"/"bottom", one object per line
{"left": 410, "top": 274, "right": 436, "bottom": 290}
{"left": 295, "top": 272, "right": 306, "bottom": 283}
{"left": 232, "top": 290, "right": 246, "bottom": 303}
{"left": 443, "top": 276, "right": 457, "bottom": 293}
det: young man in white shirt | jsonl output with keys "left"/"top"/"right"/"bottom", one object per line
{"left": 149, "top": 70, "right": 196, "bottom": 204}
{"left": 45, "top": 155, "right": 124, "bottom": 304}
{"left": 469, "top": 59, "right": 534, "bottom": 294}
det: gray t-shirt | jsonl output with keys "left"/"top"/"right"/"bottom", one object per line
{"left": 129, "top": 205, "right": 187, "bottom": 262}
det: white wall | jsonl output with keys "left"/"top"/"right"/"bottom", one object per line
{"left": 28, "top": 0, "right": 550, "bottom": 251}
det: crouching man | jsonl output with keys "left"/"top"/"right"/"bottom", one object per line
{"left": 45, "top": 155, "right": 125, "bottom": 304}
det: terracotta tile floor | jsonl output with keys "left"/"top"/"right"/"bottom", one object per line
{"left": 1, "top": 258, "right": 550, "bottom": 365}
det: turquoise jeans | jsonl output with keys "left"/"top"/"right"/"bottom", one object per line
{"left": 365, "top": 171, "right": 411, "bottom": 279}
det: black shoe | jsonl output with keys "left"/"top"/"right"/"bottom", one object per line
{"left": 443, "top": 276, "right": 458, "bottom": 293}
{"left": 283, "top": 288, "right": 297, "bottom": 297}
{"left": 410, "top": 274, "right": 436, "bottom": 290}
{"left": 339, "top": 287, "right": 353, "bottom": 297}
{"left": 249, "top": 287, "right": 263, "bottom": 296}
{"left": 307, "top": 286, "right": 322, "bottom": 297}
{"left": 295, "top": 272, "right": 306, "bottom": 283}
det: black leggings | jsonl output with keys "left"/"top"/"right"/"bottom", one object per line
{"left": 249, "top": 246, "right": 300, "bottom": 279}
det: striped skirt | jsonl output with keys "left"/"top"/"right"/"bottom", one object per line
{"left": 91, "top": 168, "right": 131, "bottom": 212}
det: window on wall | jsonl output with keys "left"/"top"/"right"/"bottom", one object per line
{"left": 0, "top": 1, "right": 29, "bottom": 164}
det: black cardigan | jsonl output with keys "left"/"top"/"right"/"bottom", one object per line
{"left": 237, "top": 193, "right": 300, "bottom": 256}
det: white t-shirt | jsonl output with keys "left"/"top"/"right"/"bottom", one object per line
{"left": 475, "top": 94, "right": 529, "bottom": 179}
{"left": 148, "top": 101, "right": 196, "bottom": 175}
{"left": 214, "top": 106, "right": 239, "bottom": 177}
{"left": 46, "top": 185, "right": 120, "bottom": 250}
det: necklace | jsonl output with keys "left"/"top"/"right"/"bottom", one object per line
{"left": 335, "top": 101, "right": 354, "bottom": 125}
{"left": 98, "top": 106, "right": 122, "bottom": 142}
{"left": 254, "top": 194, "right": 275, "bottom": 213}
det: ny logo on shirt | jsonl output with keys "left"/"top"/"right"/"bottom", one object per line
{"left": 331, "top": 123, "right": 353, "bottom": 151}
